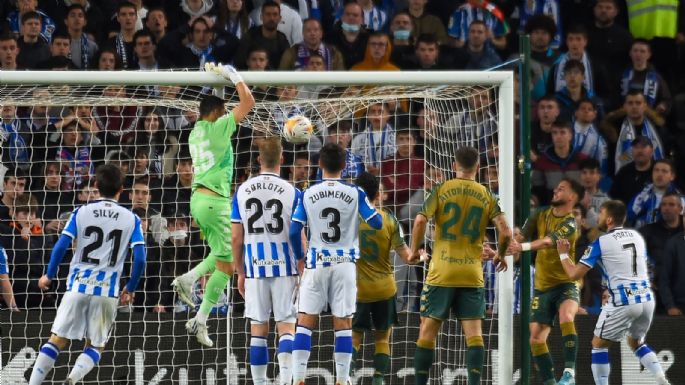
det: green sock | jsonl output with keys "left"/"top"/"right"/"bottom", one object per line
{"left": 198, "top": 269, "right": 230, "bottom": 321}
{"left": 414, "top": 340, "right": 435, "bottom": 385}
{"left": 532, "top": 346, "right": 555, "bottom": 385}
{"left": 373, "top": 353, "right": 390, "bottom": 381}
{"left": 560, "top": 322, "right": 578, "bottom": 370}
{"left": 190, "top": 254, "right": 217, "bottom": 279}
{"left": 466, "top": 346, "right": 484, "bottom": 385}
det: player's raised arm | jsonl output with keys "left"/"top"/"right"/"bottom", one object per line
{"left": 205, "top": 63, "right": 255, "bottom": 124}
{"left": 357, "top": 187, "right": 382, "bottom": 229}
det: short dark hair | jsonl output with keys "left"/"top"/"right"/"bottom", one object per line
{"left": 190, "top": 16, "right": 212, "bottom": 33}
{"left": 3, "top": 168, "right": 27, "bottom": 183}
{"left": 455, "top": 146, "right": 479, "bottom": 170}
{"left": 632, "top": 38, "right": 651, "bottom": 50}
{"left": 395, "top": 126, "right": 415, "bottom": 139}
{"left": 21, "top": 11, "right": 41, "bottom": 24}
{"left": 118, "top": 1, "right": 137, "bottom": 13}
{"left": 415, "top": 33, "right": 439, "bottom": 48}
{"left": 199, "top": 94, "right": 226, "bottom": 118}
{"left": 178, "top": 148, "right": 193, "bottom": 163}
{"left": 524, "top": 14, "right": 557, "bottom": 36}
{"left": 600, "top": 200, "right": 627, "bottom": 225}
{"left": 662, "top": 191, "right": 682, "bottom": 203}
{"left": 566, "top": 24, "right": 588, "bottom": 38}
{"left": 654, "top": 158, "right": 676, "bottom": 175}
{"left": 133, "top": 176, "right": 150, "bottom": 187}
{"left": 576, "top": 98, "right": 596, "bottom": 110}
{"left": 355, "top": 172, "right": 380, "bottom": 202}
{"left": 133, "top": 29, "right": 155, "bottom": 45}
{"left": 626, "top": 89, "right": 646, "bottom": 98}
{"left": 551, "top": 118, "right": 573, "bottom": 132}
{"left": 95, "top": 164, "right": 124, "bottom": 198}
{"left": 579, "top": 158, "right": 601, "bottom": 171}
{"left": 469, "top": 20, "right": 487, "bottom": 29}
{"left": 65, "top": 4, "right": 86, "bottom": 17}
{"left": 51, "top": 30, "right": 70, "bottom": 42}
{"left": 261, "top": 1, "right": 281, "bottom": 13}
{"left": 561, "top": 177, "right": 585, "bottom": 203}
{"left": 319, "top": 143, "right": 346, "bottom": 173}
{"left": 563, "top": 59, "right": 585, "bottom": 74}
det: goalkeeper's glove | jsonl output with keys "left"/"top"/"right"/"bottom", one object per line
{"left": 204, "top": 62, "right": 244, "bottom": 85}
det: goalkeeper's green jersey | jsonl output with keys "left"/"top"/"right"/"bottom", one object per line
{"left": 188, "top": 112, "right": 237, "bottom": 198}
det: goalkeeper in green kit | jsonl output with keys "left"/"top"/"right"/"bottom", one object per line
{"left": 172, "top": 63, "right": 255, "bottom": 347}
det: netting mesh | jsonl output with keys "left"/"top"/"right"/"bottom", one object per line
{"left": 0, "top": 79, "right": 504, "bottom": 385}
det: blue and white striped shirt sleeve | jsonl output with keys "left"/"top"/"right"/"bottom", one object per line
{"left": 62, "top": 208, "right": 79, "bottom": 239}
{"left": 580, "top": 239, "right": 602, "bottom": 268}
{"left": 0, "top": 246, "right": 8, "bottom": 275}
{"left": 129, "top": 215, "right": 145, "bottom": 247}
{"left": 230, "top": 194, "right": 241, "bottom": 223}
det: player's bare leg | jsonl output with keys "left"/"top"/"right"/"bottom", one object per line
{"left": 332, "top": 317, "right": 354, "bottom": 385}
{"left": 530, "top": 322, "right": 555, "bottom": 385}
{"left": 185, "top": 259, "right": 233, "bottom": 347}
{"left": 558, "top": 299, "right": 579, "bottom": 385}
{"left": 626, "top": 336, "right": 670, "bottom": 385}
{"left": 65, "top": 339, "right": 104, "bottom": 384}
{"left": 29, "top": 334, "right": 69, "bottom": 385}
{"left": 276, "top": 322, "right": 296, "bottom": 385}
{"left": 292, "top": 313, "right": 318, "bottom": 385}
{"left": 461, "top": 319, "right": 484, "bottom": 385}
{"left": 414, "top": 317, "right": 441, "bottom": 385}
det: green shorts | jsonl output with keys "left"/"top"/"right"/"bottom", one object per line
{"left": 352, "top": 296, "right": 398, "bottom": 332}
{"left": 420, "top": 285, "right": 485, "bottom": 321}
{"left": 531, "top": 283, "right": 580, "bottom": 326}
{"left": 190, "top": 191, "right": 233, "bottom": 262}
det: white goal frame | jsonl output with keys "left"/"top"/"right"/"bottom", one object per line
{"left": 0, "top": 70, "right": 515, "bottom": 385}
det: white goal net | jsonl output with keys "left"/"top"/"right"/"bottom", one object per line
{"left": 0, "top": 70, "right": 513, "bottom": 385}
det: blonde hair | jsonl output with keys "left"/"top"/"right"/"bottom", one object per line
{"left": 259, "top": 137, "right": 282, "bottom": 168}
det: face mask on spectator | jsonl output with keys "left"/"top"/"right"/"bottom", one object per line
{"left": 393, "top": 30, "right": 410, "bottom": 40}
{"left": 341, "top": 22, "right": 360, "bottom": 33}
{"left": 170, "top": 229, "right": 188, "bottom": 240}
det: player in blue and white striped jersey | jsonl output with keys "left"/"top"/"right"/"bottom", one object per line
{"left": 289, "top": 143, "right": 382, "bottom": 385}
{"left": 556, "top": 200, "right": 671, "bottom": 385}
{"left": 0, "top": 244, "right": 18, "bottom": 311}
{"left": 231, "top": 137, "right": 301, "bottom": 385}
{"left": 28, "top": 165, "right": 147, "bottom": 385}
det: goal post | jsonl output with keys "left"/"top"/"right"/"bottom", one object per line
{"left": 0, "top": 70, "right": 515, "bottom": 385}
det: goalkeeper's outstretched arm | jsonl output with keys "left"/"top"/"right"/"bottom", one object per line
{"left": 206, "top": 63, "right": 255, "bottom": 123}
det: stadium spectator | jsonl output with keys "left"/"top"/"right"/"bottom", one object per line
{"left": 639, "top": 192, "right": 683, "bottom": 313}
{"left": 126, "top": 0, "right": 148, "bottom": 33}
{"left": 132, "top": 29, "right": 170, "bottom": 71}
{"left": 279, "top": 18, "right": 344, "bottom": 70}
{"left": 170, "top": 16, "right": 239, "bottom": 69}
{"left": 168, "top": 0, "right": 217, "bottom": 30}
{"left": 325, "top": 2, "right": 370, "bottom": 69}
{"left": 34, "top": 161, "right": 73, "bottom": 234}
{"left": 20, "top": 88, "right": 60, "bottom": 163}
{"left": 127, "top": 207, "right": 162, "bottom": 312}
{"left": 547, "top": 25, "right": 604, "bottom": 98}
{"left": 74, "top": 179, "right": 100, "bottom": 206}
{"left": 130, "top": 176, "right": 166, "bottom": 245}
{"left": 516, "top": 0, "right": 563, "bottom": 49}
{"left": 447, "top": 0, "right": 507, "bottom": 50}
{"left": 524, "top": 15, "right": 559, "bottom": 99}
{"left": 40, "top": 0, "right": 106, "bottom": 43}
{"left": 620, "top": 39, "right": 672, "bottom": 115}
{"left": 352, "top": 102, "right": 397, "bottom": 176}
{"left": 573, "top": 99, "right": 608, "bottom": 176}
{"left": 0, "top": 34, "right": 20, "bottom": 70}
{"left": 0, "top": 105, "right": 30, "bottom": 171}
{"left": 402, "top": 33, "right": 445, "bottom": 70}
{"left": 6, "top": 0, "right": 56, "bottom": 43}
{"left": 464, "top": 20, "right": 501, "bottom": 70}
{"left": 145, "top": 7, "right": 169, "bottom": 43}
{"left": 661, "top": 225, "right": 685, "bottom": 316}
{"left": 64, "top": 4, "right": 98, "bottom": 69}
{"left": 601, "top": 91, "right": 665, "bottom": 173}
{"left": 357, "top": 0, "right": 388, "bottom": 31}
{"left": 381, "top": 127, "right": 424, "bottom": 212}
{"left": 406, "top": 0, "right": 447, "bottom": 45}
{"left": 628, "top": 159, "right": 682, "bottom": 228}
{"left": 94, "top": 46, "right": 123, "bottom": 70}
{"left": 162, "top": 152, "right": 193, "bottom": 219}
{"left": 554, "top": 59, "right": 603, "bottom": 122}
{"left": 234, "top": 2, "right": 290, "bottom": 69}
{"left": 135, "top": 109, "right": 179, "bottom": 178}
{"left": 107, "top": 2, "right": 138, "bottom": 69}
{"left": 609, "top": 136, "right": 655, "bottom": 203}
{"left": 389, "top": 11, "right": 415, "bottom": 66}
{"left": 289, "top": 151, "right": 310, "bottom": 190}
{"left": 577, "top": 158, "right": 610, "bottom": 228}
{"left": 351, "top": 32, "right": 399, "bottom": 71}
{"left": 250, "top": 0, "right": 303, "bottom": 45}
{"left": 532, "top": 119, "right": 588, "bottom": 204}
{"left": 571, "top": 204, "right": 602, "bottom": 315}
{"left": 56, "top": 120, "right": 93, "bottom": 192}
{"left": 216, "top": 0, "right": 252, "bottom": 40}
{"left": 93, "top": 85, "right": 141, "bottom": 148}
{"left": 531, "top": 95, "right": 560, "bottom": 159}
{"left": 316, "top": 120, "right": 364, "bottom": 181}
{"left": 156, "top": 213, "right": 197, "bottom": 311}
{"left": 0, "top": 170, "right": 27, "bottom": 223}
{"left": 16, "top": 12, "right": 50, "bottom": 69}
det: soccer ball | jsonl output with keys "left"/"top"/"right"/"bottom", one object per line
{"left": 282, "top": 115, "right": 314, "bottom": 144}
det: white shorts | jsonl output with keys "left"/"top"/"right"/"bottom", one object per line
{"left": 298, "top": 263, "right": 356, "bottom": 318}
{"left": 52, "top": 291, "right": 119, "bottom": 347}
{"left": 245, "top": 276, "right": 298, "bottom": 324}
{"left": 594, "top": 300, "right": 655, "bottom": 342}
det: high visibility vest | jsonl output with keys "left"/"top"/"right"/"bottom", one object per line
{"left": 627, "top": 0, "right": 679, "bottom": 39}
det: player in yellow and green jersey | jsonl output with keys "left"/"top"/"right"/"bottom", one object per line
{"left": 172, "top": 63, "right": 255, "bottom": 347}
{"left": 410, "top": 146, "right": 511, "bottom": 385}
{"left": 352, "top": 172, "right": 415, "bottom": 385}
{"left": 507, "top": 178, "right": 584, "bottom": 385}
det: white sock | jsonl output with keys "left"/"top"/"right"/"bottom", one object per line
{"left": 635, "top": 345, "right": 664, "bottom": 378}
{"left": 277, "top": 334, "right": 294, "bottom": 385}
{"left": 196, "top": 310, "right": 209, "bottom": 325}
{"left": 334, "top": 329, "right": 353, "bottom": 384}
{"left": 249, "top": 337, "right": 268, "bottom": 385}
{"left": 68, "top": 347, "right": 101, "bottom": 383}
{"left": 564, "top": 368, "right": 576, "bottom": 377}
{"left": 29, "top": 343, "right": 60, "bottom": 385}
{"left": 591, "top": 348, "right": 610, "bottom": 385}
{"left": 292, "top": 326, "right": 312, "bottom": 383}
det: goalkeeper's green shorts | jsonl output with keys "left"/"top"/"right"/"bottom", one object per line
{"left": 190, "top": 191, "right": 233, "bottom": 262}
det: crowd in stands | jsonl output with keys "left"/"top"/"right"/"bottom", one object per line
{"left": 0, "top": 0, "right": 684, "bottom": 318}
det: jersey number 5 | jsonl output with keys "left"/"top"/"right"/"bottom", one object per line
{"left": 81, "top": 226, "right": 123, "bottom": 267}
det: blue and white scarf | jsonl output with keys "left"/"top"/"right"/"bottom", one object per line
{"left": 188, "top": 43, "right": 215, "bottom": 68}
{"left": 620, "top": 69, "right": 659, "bottom": 107}
{"left": 615, "top": 118, "right": 664, "bottom": 173}
{"left": 363, "top": 6, "right": 387, "bottom": 31}
{"left": 573, "top": 121, "right": 608, "bottom": 174}
{"left": 0, "top": 121, "right": 29, "bottom": 165}
{"left": 295, "top": 43, "right": 332, "bottom": 70}
{"left": 553, "top": 52, "right": 594, "bottom": 93}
